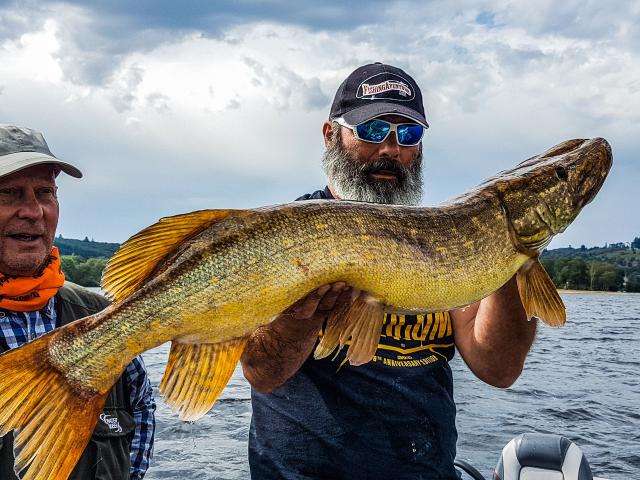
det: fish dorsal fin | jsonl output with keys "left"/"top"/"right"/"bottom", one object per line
{"left": 159, "top": 338, "right": 248, "bottom": 421}
{"left": 516, "top": 258, "right": 566, "bottom": 326}
{"left": 314, "top": 290, "right": 385, "bottom": 366}
{"left": 102, "top": 209, "right": 240, "bottom": 302}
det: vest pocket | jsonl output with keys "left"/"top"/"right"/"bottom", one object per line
{"left": 69, "top": 407, "right": 135, "bottom": 480}
{"left": 93, "top": 406, "right": 136, "bottom": 438}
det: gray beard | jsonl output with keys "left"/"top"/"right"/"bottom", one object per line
{"left": 321, "top": 130, "right": 424, "bottom": 206}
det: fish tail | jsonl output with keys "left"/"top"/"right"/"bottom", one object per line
{"left": 0, "top": 330, "right": 109, "bottom": 480}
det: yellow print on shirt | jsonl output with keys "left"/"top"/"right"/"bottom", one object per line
{"left": 374, "top": 312, "right": 455, "bottom": 365}
{"left": 371, "top": 354, "right": 440, "bottom": 368}
{"left": 382, "top": 312, "right": 452, "bottom": 342}
{"left": 323, "top": 311, "right": 456, "bottom": 368}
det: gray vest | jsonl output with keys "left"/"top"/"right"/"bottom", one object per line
{"left": 0, "top": 282, "right": 135, "bottom": 479}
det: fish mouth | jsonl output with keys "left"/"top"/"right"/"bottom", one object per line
{"left": 574, "top": 138, "right": 613, "bottom": 208}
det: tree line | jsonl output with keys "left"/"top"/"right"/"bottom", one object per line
{"left": 540, "top": 257, "right": 639, "bottom": 292}
{"left": 540, "top": 237, "right": 640, "bottom": 292}
{"left": 55, "top": 236, "right": 118, "bottom": 287}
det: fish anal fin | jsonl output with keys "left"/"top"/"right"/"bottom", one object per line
{"left": 159, "top": 337, "right": 248, "bottom": 421}
{"left": 516, "top": 258, "right": 566, "bottom": 327}
{"left": 313, "top": 291, "right": 385, "bottom": 366}
{"left": 313, "top": 289, "right": 386, "bottom": 365}
{"left": 313, "top": 291, "right": 354, "bottom": 360}
{"left": 0, "top": 331, "right": 109, "bottom": 480}
{"left": 102, "top": 209, "right": 242, "bottom": 303}
{"left": 340, "top": 293, "right": 385, "bottom": 366}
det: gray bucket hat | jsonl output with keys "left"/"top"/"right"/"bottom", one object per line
{"left": 0, "top": 124, "right": 82, "bottom": 178}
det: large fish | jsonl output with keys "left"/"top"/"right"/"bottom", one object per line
{"left": 0, "top": 138, "right": 611, "bottom": 480}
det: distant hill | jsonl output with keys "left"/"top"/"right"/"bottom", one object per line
{"left": 541, "top": 239, "right": 640, "bottom": 292}
{"left": 541, "top": 243, "right": 640, "bottom": 269}
{"left": 54, "top": 236, "right": 120, "bottom": 259}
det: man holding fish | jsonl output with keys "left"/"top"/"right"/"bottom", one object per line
{"left": 0, "top": 62, "right": 611, "bottom": 479}
{"left": 0, "top": 125, "right": 155, "bottom": 480}
{"left": 242, "top": 63, "right": 537, "bottom": 479}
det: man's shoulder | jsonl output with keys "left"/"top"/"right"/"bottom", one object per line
{"left": 58, "top": 281, "right": 110, "bottom": 312}
{"left": 295, "top": 186, "right": 333, "bottom": 201}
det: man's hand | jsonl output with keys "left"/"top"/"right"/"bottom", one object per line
{"left": 241, "top": 282, "right": 352, "bottom": 393}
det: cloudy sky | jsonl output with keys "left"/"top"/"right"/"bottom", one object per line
{"left": 1, "top": 0, "right": 638, "bottom": 248}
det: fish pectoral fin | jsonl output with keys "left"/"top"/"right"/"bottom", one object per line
{"left": 0, "top": 328, "right": 109, "bottom": 480}
{"left": 159, "top": 337, "right": 248, "bottom": 421}
{"left": 314, "top": 291, "right": 384, "bottom": 367}
{"left": 516, "top": 258, "right": 566, "bottom": 327}
{"left": 102, "top": 209, "right": 242, "bottom": 302}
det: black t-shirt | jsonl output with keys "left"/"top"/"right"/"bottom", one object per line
{"left": 248, "top": 188, "right": 458, "bottom": 480}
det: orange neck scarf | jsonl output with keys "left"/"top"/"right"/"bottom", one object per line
{"left": 0, "top": 247, "right": 65, "bottom": 312}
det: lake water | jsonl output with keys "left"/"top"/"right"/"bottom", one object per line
{"left": 140, "top": 293, "right": 640, "bottom": 480}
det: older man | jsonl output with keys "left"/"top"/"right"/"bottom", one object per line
{"left": 242, "top": 63, "right": 536, "bottom": 479}
{"left": 0, "top": 125, "right": 155, "bottom": 480}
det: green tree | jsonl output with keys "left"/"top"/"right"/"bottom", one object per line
{"left": 540, "top": 257, "right": 556, "bottom": 281}
{"left": 60, "top": 255, "right": 108, "bottom": 287}
{"left": 626, "top": 269, "right": 640, "bottom": 292}
{"left": 589, "top": 261, "right": 624, "bottom": 291}
{"left": 556, "top": 258, "right": 590, "bottom": 289}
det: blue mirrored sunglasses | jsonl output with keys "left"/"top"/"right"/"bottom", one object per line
{"left": 336, "top": 117, "right": 426, "bottom": 146}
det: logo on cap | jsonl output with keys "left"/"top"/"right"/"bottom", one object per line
{"left": 356, "top": 73, "right": 414, "bottom": 101}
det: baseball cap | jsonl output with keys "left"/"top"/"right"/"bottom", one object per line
{"left": 0, "top": 124, "right": 82, "bottom": 179}
{"left": 329, "top": 62, "right": 428, "bottom": 128}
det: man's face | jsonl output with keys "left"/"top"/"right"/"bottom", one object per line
{"left": 0, "top": 165, "right": 59, "bottom": 277}
{"left": 322, "top": 114, "right": 423, "bottom": 205}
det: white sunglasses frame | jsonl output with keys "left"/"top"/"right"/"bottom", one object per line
{"left": 335, "top": 117, "right": 426, "bottom": 146}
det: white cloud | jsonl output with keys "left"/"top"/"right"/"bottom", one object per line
{"left": 1, "top": 18, "right": 63, "bottom": 82}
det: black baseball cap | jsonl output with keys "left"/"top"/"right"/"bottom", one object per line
{"left": 329, "top": 62, "right": 428, "bottom": 128}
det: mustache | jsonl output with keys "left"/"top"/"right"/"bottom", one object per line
{"left": 5, "top": 222, "right": 46, "bottom": 236}
{"left": 361, "top": 157, "right": 408, "bottom": 179}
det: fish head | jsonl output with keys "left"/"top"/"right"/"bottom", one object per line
{"left": 495, "top": 138, "right": 612, "bottom": 252}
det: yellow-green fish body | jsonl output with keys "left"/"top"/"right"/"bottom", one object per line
{"left": 53, "top": 197, "right": 524, "bottom": 385}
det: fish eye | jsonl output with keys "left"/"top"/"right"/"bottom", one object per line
{"left": 555, "top": 166, "right": 568, "bottom": 181}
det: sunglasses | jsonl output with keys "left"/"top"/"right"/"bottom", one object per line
{"left": 336, "top": 117, "right": 426, "bottom": 146}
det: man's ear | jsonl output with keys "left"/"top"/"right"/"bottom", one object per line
{"left": 322, "top": 121, "right": 335, "bottom": 148}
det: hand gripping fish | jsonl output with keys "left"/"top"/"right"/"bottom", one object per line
{"left": 0, "top": 138, "right": 611, "bottom": 479}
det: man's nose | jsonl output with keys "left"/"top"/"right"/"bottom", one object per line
{"left": 377, "top": 132, "right": 401, "bottom": 158}
{"left": 16, "top": 190, "right": 44, "bottom": 219}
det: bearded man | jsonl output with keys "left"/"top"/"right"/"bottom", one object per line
{"left": 241, "top": 63, "right": 536, "bottom": 480}
{"left": 0, "top": 125, "right": 155, "bottom": 480}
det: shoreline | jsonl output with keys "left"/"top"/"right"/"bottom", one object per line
{"left": 558, "top": 289, "right": 640, "bottom": 295}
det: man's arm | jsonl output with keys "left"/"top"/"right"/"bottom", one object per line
{"left": 451, "top": 274, "right": 536, "bottom": 388}
{"left": 125, "top": 356, "right": 156, "bottom": 480}
{"left": 241, "top": 282, "right": 351, "bottom": 393}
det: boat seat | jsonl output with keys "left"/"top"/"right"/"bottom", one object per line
{"left": 493, "top": 433, "right": 593, "bottom": 480}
